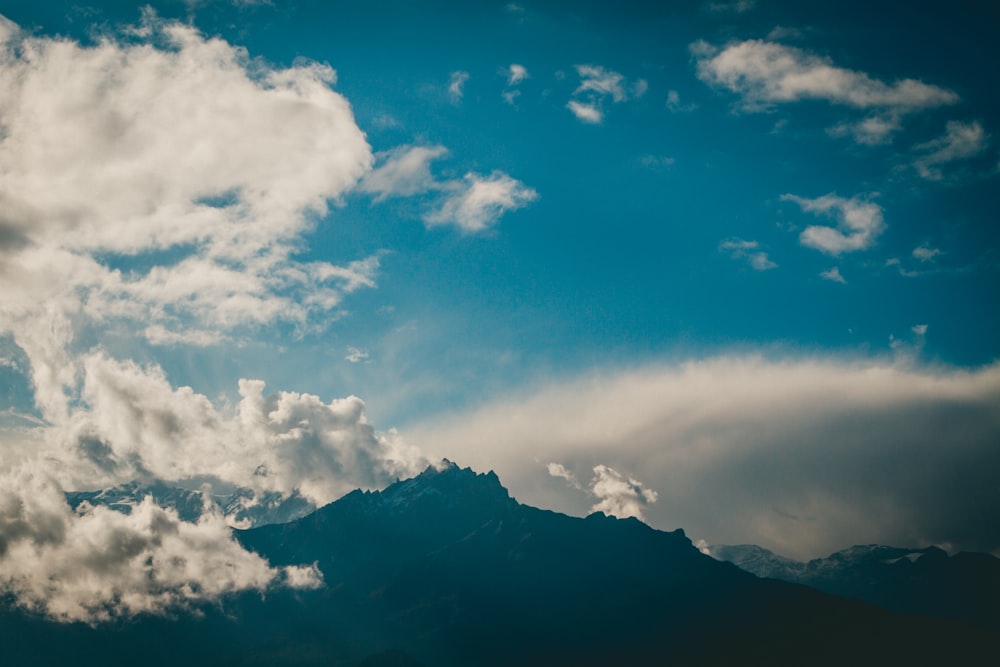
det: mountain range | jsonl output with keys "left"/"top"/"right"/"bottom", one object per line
{"left": 707, "top": 542, "right": 1000, "bottom": 631}
{"left": 3, "top": 462, "right": 995, "bottom": 665}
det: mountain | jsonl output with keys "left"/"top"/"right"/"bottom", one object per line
{"left": 4, "top": 462, "right": 995, "bottom": 666}
{"left": 708, "top": 543, "right": 1000, "bottom": 631}
{"left": 66, "top": 481, "right": 315, "bottom": 527}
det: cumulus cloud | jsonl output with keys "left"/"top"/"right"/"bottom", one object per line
{"left": 0, "top": 11, "right": 375, "bottom": 419}
{"left": 782, "top": 193, "right": 885, "bottom": 255}
{"left": 913, "top": 120, "right": 990, "bottom": 180}
{"left": 424, "top": 172, "right": 538, "bottom": 233}
{"left": 546, "top": 462, "right": 657, "bottom": 519}
{"left": 0, "top": 13, "right": 425, "bottom": 623}
{"left": 448, "top": 70, "right": 470, "bottom": 103}
{"left": 719, "top": 238, "right": 777, "bottom": 271}
{"left": 0, "top": 466, "right": 321, "bottom": 623}
{"left": 589, "top": 465, "right": 658, "bottom": 520}
{"left": 406, "top": 357, "right": 1000, "bottom": 561}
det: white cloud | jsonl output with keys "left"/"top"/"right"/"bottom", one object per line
{"left": 546, "top": 462, "right": 581, "bottom": 488}
{"left": 0, "top": 466, "right": 321, "bottom": 623}
{"left": 912, "top": 324, "right": 928, "bottom": 336}
{"left": 505, "top": 63, "right": 529, "bottom": 86}
{"left": 694, "top": 40, "right": 957, "bottom": 113}
{"left": 828, "top": 113, "right": 902, "bottom": 145}
{"left": 694, "top": 39, "right": 956, "bottom": 144}
{"left": 0, "top": 11, "right": 375, "bottom": 419}
{"left": 405, "top": 357, "right": 1000, "bottom": 560}
{"left": 589, "top": 464, "right": 658, "bottom": 520}
{"left": 566, "top": 100, "right": 604, "bottom": 124}
{"left": 574, "top": 64, "right": 627, "bottom": 102}
{"left": 913, "top": 245, "right": 941, "bottom": 262}
{"left": 345, "top": 347, "right": 369, "bottom": 363}
{"left": 567, "top": 64, "right": 644, "bottom": 123}
{"left": 782, "top": 193, "right": 885, "bottom": 255}
{"left": 719, "top": 238, "right": 777, "bottom": 271}
{"left": 502, "top": 90, "right": 522, "bottom": 106}
{"left": 913, "top": 120, "right": 989, "bottom": 180}
{"left": 820, "top": 266, "right": 846, "bottom": 284}
{"left": 0, "top": 13, "right": 424, "bottom": 623}
{"left": 424, "top": 172, "right": 538, "bottom": 233}
{"left": 358, "top": 145, "right": 449, "bottom": 200}
{"left": 448, "top": 70, "right": 470, "bottom": 103}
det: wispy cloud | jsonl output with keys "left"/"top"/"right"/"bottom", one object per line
{"left": 505, "top": 63, "right": 529, "bottom": 86}
{"left": 448, "top": 70, "right": 470, "bottom": 103}
{"left": 719, "top": 238, "right": 778, "bottom": 271}
{"left": 424, "top": 172, "right": 538, "bottom": 233}
{"left": 913, "top": 120, "right": 990, "bottom": 180}
{"left": 566, "top": 64, "right": 643, "bottom": 124}
{"left": 820, "top": 266, "right": 846, "bottom": 283}
{"left": 782, "top": 194, "right": 885, "bottom": 255}
{"left": 358, "top": 145, "right": 449, "bottom": 200}
{"left": 693, "top": 39, "right": 957, "bottom": 143}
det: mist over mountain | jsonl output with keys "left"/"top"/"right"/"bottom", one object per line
{"left": 4, "top": 463, "right": 994, "bottom": 666}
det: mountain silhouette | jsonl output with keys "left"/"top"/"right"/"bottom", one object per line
{"left": 709, "top": 542, "right": 1000, "bottom": 631}
{"left": 3, "top": 461, "right": 995, "bottom": 666}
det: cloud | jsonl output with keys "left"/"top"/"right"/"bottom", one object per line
{"left": 424, "top": 172, "right": 538, "bottom": 233}
{"left": 360, "top": 146, "right": 537, "bottom": 233}
{"left": 913, "top": 245, "right": 941, "bottom": 262}
{"left": 782, "top": 194, "right": 885, "bottom": 255}
{"left": 505, "top": 63, "right": 529, "bottom": 86}
{"left": 694, "top": 40, "right": 957, "bottom": 113}
{"left": 913, "top": 120, "right": 990, "bottom": 180}
{"left": 828, "top": 113, "right": 902, "bottom": 145}
{"left": 546, "top": 462, "right": 657, "bottom": 519}
{"left": 567, "top": 64, "right": 643, "bottom": 123}
{"left": 0, "top": 12, "right": 425, "bottom": 623}
{"left": 589, "top": 465, "right": 658, "bottom": 520}
{"left": 0, "top": 11, "right": 375, "bottom": 419}
{"left": 719, "top": 238, "right": 777, "bottom": 271}
{"left": 666, "top": 89, "right": 697, "bottom": 113}
{"left": 912, "top": 324, "right": 928, "bottom": 336}
{"left": 448, "top": 70, "right": 470, "bottom": 103}
{"left": 358, "top": 145, "right": 449, "bottom": 200}
{"left": 406, "top": 357, "right": 1000, "bottom": 561}
{"left": 706, "top": 0, "right": 756, "bottom": 13}
{"left": 345, "top": 347, "right": 369, "bottom": 363}
{"left": 820, "top": 266, "right": 846, "bottom": 284}
{"left": 567, "top": 100, "right": 604, "bottom": 124}
{"left": 0, "top": 466, "right": 321, "bottom": 623}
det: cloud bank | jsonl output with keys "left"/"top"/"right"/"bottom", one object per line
{"left": 406, "top": 357, "right": 1000, "bottom": 561}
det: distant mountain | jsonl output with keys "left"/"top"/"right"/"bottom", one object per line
{"left": 708, "top": 543, "right": 1000, "bottom": 630}
{"left": 4, "top": 462, "right": 995, "bottom": 666}
{"left": 66, "top": 481, "right": 315, "bottom": 527}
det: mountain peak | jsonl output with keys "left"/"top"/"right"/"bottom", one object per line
{"left": 373, "top": 459, "right": 513, "bottom": 514}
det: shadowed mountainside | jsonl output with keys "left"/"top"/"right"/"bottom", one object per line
{"left": 2, "top": 461, "right": 995, "bottom": 666}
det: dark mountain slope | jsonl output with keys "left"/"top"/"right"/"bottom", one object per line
{"left": 710, "top": 543, "right": 1000, "bottom": 630}
{"left": 2, "top": 462, "right": 994, "bottom": 666}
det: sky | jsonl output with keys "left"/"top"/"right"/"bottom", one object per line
{"left": 0, "top": 0, "right": 998, "bottom": 622}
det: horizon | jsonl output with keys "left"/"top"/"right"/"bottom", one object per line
{"left": 0, "top": 0, "right": 998, "bottom": 623}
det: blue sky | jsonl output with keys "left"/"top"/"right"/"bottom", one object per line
{"left": 0, "top": 0, "right": 999, "bottom": 620}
